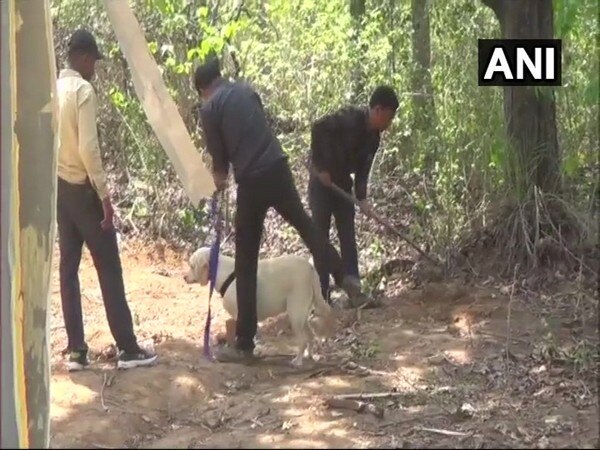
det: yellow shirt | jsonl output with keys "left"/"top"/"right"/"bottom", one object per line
{"left": 56, "top": 68, "right": 108, "bottom": 200}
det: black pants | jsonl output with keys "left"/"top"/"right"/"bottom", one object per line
{"left": 234, "top": 160, "right": 345, "bottom": 351}
{"left": 57, "top": 178, "right": 139, "bottom": 354}
{"left": 308, "top": 178, "right": 359, "bottom": 300}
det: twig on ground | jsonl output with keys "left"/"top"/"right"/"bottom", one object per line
{"left": 325, "top": 397, "right": 384, "bottom": 419}
{"left": 100, "top": 371, "right": 116, "bottom": 413}
{"left": 101, "top": 373, "right": 109, "bottom": 412}
{"left": 331, "top": 392, "right": 404, "bottom": 401}
{"left": 506, "top": 264, "right": 519, "bottom": 367}
{"left": 476, "top": 330, "right": 530, "bottom": 345}
{"left": 415, "top": 426, "right": 471, "bottom": 437}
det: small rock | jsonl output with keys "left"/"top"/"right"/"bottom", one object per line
{"left": 100, "top": 344, "right": 118, "bottom": 360}
{"left": 427, "top": 354, "right": 446, "bottom": 365}
{"left": 459, "top": 403, "right": 476, "bottom": 418}
{"left": 499, "top": 285, "right": 511, "bottom": 295}
{"left": 281, "top": 420, "right": 294, "bottom": 431}
{"left": 538, "top": 436, "right": 551, "bottom": 449}
{"left": 530, "top": 365, "right": 547, "bottom": 375}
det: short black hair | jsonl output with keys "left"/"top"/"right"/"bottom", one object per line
{"left": 194, "top": 56, "right": 221, "bottom": 92}
{"left": 67, "top": 29, "right": 103, "bottom": 60}
{"left": 369, "top": 85, "right": 399, "bottom": 111}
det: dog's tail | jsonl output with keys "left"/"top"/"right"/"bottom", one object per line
{"left": 310, "top": 267, "right": 335, "bottom": 336}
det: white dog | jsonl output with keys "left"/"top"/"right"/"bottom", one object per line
{"left": 184, "top": 247, "right": 336, "bottom": 366}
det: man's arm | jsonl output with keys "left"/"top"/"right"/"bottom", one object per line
{"left": 77, "top": 86, "right": 108, "bottom": 200}
{"left": 354, "top": 136, "right": 380, "bottom": 201}
{"left": 310, "top": 121, "right": 335, "bottom": 175}
{"left": 199, "top": 105, "right": 229, "bottom": 185}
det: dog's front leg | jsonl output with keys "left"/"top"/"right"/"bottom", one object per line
{"left": 305, "top": 339, "right": 314, "bottom": 360}
{"left": 291, "top": 340, "right": 307, "bottom": 367}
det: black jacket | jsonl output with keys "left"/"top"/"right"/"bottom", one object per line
{"left": 199, "top": 80, "right": 287, "bottom": 184}
{"left": 310, "top": 106, "right": 380, "bottom": 200}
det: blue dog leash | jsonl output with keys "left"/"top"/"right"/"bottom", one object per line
{"left": 203, "top": 191, "right": 223, "bottom": 360}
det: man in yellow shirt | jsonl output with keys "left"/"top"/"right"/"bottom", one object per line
{"left": 56, "top": 29, "right": 157, "bottom": 370}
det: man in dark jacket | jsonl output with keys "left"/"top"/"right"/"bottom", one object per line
{"left": 309, "top": 86, "right": 399, "bottom": 303}
{"left": 194, "top": 57, "right": 367, "bottom": 363}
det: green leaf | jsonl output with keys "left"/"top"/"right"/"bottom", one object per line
{"left": 154, "top": 0, "right": 168, "bottom": 14}
{"left": 187, "top": 48, "right": 200, "bottom": 61}
{"left": 223, "top": 22, "right": 240, "bottom": 41}
{"left": 109, "top": 88, "right": 127, "bottom": 108}
{"left": 197, "top": 6, "right": 209, "bottom": 19}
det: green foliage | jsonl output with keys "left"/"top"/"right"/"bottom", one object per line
{"left": 51, "top": 0, "right": 598, "bottom": 248}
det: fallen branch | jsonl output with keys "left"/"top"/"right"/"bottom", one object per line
{"left": 325, "top": 398, "right": 384, "bottom": 419}
{"left": 331, "top": 391, "right": 404, "bottom": 401}
{"left": 415, "top": 426, "right": 471, "bottom": 437}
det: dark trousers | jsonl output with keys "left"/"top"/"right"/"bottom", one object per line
{"left": 234, "top": 160, "right": 345, "bottom": 351}
{"left": 57, "top": 177, "right": 139, "bottom": 354}
{"left": 308, "top": 178, "right": 359, "bottom": 300}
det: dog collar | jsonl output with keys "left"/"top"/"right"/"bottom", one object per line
{"left": 218, "top": 271, "right": 236, "bottom": 297}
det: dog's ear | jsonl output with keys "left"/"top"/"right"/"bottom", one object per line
{"left": 198, "top": 261, "right": 209, "bottom": 286}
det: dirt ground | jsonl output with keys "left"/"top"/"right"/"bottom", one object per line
{"left": 48, "top": 240, "right": 599, "bottom": 449}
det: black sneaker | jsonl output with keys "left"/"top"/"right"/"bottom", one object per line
{"left": 67, "top": 350, "right": 90, "bottom": 372}
{"left": 117, "top": 349, "right": 158, "bottom": 370}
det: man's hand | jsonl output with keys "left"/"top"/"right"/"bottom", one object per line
{"left": 213, "top": 171, "right": 228, "bottom": 191}
{"left": 317, "top": 170, "right": 332, "bottom": 188}
{"left": 357, "top": 199, "right": 373, "bottom": 215}
{"left": 101, "top": 196, "right": 114, "bottom": 231}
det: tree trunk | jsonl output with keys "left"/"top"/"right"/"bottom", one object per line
{"left": 410, "top": 0, "right": 438, "bottom": 172}
{"left": 350, "top": 0, "right": 366, "bottom": 103}
{"left": 483, "top": 0, "right": 561, "bottom": 194}
{"left": 411, "top": 0, "right": 435, "bottom": 131}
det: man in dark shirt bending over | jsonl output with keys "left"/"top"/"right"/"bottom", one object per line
{"left": 194, "top": 57, "right": 367, "bottom": 363}
{"left": 309, "top": 86, "right": 399, "bottom": 305}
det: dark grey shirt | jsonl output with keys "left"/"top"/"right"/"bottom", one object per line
{"left": 199, "top": 80, "right": 287, "bottom": 183}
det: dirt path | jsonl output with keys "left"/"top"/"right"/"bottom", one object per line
{"left": 49, "top": 241, "right": 598, "bottom": 449}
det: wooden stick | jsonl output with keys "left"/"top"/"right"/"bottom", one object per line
{"left": 328, "top": 183, "right": 441, "bottom": 266}
{"left": 415, "top": 426, "right": 471, "bottom": 437}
